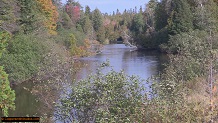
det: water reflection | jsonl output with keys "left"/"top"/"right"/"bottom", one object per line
{"left": 74, "top": 44, "right": 166, "bottom": 85}
{"left": 7, "top": 82, "right": 40, "bottom": 117}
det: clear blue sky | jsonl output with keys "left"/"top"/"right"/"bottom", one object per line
{"left": 61, "top": 0, "right": 150, "bottom": 14}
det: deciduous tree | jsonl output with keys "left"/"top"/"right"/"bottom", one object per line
{"left": 36, "top": 0, "right": 58, "bottom": 35}
{"left": 0, "top": 31, "right": 15, "bottom": 116}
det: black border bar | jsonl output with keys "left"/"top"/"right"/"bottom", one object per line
{"left": 1, "top": 117, "right": 40, "bottom": 122}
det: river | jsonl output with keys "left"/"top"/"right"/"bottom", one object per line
{"left": 73, "top": 44, "right": 166, "bottom": 83}
{"left": 6, "top": 44, "right": 167, "bottom": 122}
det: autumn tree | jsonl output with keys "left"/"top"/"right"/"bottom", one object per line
{"left": 36, "top": 0, "right": 58, "bottom": 35}
{"left": 65, "top": 0, "right": 81, "bottom": 25}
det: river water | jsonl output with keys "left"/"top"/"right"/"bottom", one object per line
{"left": 74, "top": 44, "right": 165, "bottom": 82}
{"left": 5, "top": 44, "right": 167, "bottom": 121}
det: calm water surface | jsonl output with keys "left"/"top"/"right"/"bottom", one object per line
{"left": 74, "top": 44, "right": 166, "bottom": 82}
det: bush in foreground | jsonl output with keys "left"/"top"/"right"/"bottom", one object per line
{"left": 55, "top": 61, "right": 145, "bottom": 123}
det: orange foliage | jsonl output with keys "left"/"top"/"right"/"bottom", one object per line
{"left": 84, "top": 39, "right": 91, "bottom": 49}
{"left": 70, "top": 39, "right": 93, "bottom": 57}
{"left": 36, "top": 0, "right": 58, "bottom": 35}
{"left": 213, "top": 86, "right": 217, "bottom": 92}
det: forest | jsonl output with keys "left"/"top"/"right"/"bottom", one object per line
{"left": 1, "top": 0, "right": 218, "bottom": 122}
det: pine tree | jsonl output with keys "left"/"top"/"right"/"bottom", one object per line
{"left": 132, "top": 12, "right": 145, "bottom": 33}
{"left": 145, "top": 0, "right": 158, "bottom": 30}
{"left": 168, "top": 0, "right": 194, "bottom": 35}
{"left": 82, "top": 16, "right": 92, "bottom": 36}
{"left": 85, "top": 6, "right": 91, "bottom": 17}
{"left": 96, "top": 25, "right": 105, "bottom": 43}
{"left": 92, "top": 9, "right": 103, "bottom": 32}
{"left": 62, "top": 11, "right": 73, "bottom": 28}
{"left": 139, "top": 6, "right": 143, "bottom": 13}
{"left": 194, "top": 0, "right": 218, "bottom": 32}
{"left": 18, "top": 0, "right": 39, "bottom": 33}
{"left": 154, "top": 1, "right": 168, "bottom": 31}
{"left": 116, "top": 9, "right": 120, "bottom": 15}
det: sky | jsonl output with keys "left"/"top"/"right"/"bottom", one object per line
{"left": 61, "top": 0, "right": 150, "bottom": 14}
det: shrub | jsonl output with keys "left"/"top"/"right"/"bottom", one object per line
{"left": 55, "top": 61, "right": 146, "bottom": 123}
{"left": 0, "top": 34, "right": 48, "bottom": 83}
{"left": 0, "top": 31, "right": 15, "bottom": 116}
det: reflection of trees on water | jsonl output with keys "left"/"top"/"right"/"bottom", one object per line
{"left": 72, "top": 60, "right": 96, "bottom": 81}
{"left": 121, "top": 50, "right": 167, "bottom": 81}
{"left": 6, "top": 82, "right": 40, "bottom": 117}
{"left": 121, "top": 50, "right": 137, "bottom": 72}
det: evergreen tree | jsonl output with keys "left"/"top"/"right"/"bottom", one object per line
{"left": 132, "top": 12, "right": 144, "bottom": 33}
{"left": 92, "top": 8, "right": 103, "bottom": 32}
{"left": 82, "top": 16, "right": 92, "bottom": 36}
{"left": 139, "top": 6, "right": 143, "bottom": 13}
{"left": 96, "top": 25, "right": 105, "bottom": 43}
{"left": 122, "top": 10, "right": 132, "bottom": 28}
{"left": 76, "top": 24, "right": 83, "bottom": 32}
{"left": 168, "top": 0, "right": 194, "bottom": 35}
{"left": 194, "top": 0, "right": 218, "bottom": 32}
{"left": 61, "top": 11, "right": 73, "bottom": 28}
{"left": 116, "top": 9, "right": 120, "bottom": 15}
{"left": 145, "top": 0, "right": 158, "bottom": 30}
{"left": 85, "top": 5, "right": 91, "bottom": 17}
{"left": 154, "top": 1, "right": 168, "bottom": 31}
{"left": 113, "top": 11, "right": 115, "bottom": 16}
{"left": 19, "top": 0, "right": 39, "bottom": 33}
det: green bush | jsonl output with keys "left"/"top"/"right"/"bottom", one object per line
{"left": 0, "top": 31, "right": 15, "bottom": 116}
{"left": 0, "top": 34, "right": 48, "bottom": 83}
{"left": 55, "top": 61, "right": 145, "bottom": 123}
{"left": 0, "top": 66, "right": 15, "bottom": 116}
{"left": 146, "top": 30, "right": 218, "bottom": 122}
{"left": 54, "top": 29, "right": 86, "bottom": 49}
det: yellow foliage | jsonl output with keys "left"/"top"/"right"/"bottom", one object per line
{"left": 36, "top": 0, "right": 58, "bottom": 35}
{"left": 69, "top": 37, "right": 93, "bottom": 57}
